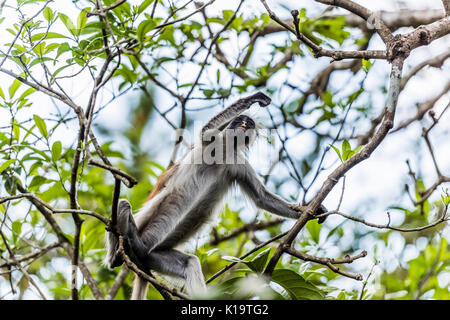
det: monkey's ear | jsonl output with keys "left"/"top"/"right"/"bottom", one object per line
{"left": 249, "top": 92, "right": 271, "bottom": 107}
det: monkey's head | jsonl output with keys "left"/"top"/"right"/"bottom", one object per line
{"left": 226, "top": 115, "right": 257, "bottom": 149}
{"left": 228, "top": 115, "right": 256, "bottom": 131}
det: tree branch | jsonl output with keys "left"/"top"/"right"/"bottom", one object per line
{"left": 285, "top": 247, "right": 367, "bottom": 280}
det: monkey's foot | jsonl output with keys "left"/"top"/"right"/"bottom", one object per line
{"left": 117, "top": 199, "right": 132, "bottom": 235}
{"left": 290, "top": 203, "right": 328, "bottom": 224}
{"left": 316, "top": 204, "right": 328, "bottom": 224}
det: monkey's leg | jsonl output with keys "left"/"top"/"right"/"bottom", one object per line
{"left": 105, "top": 199, "right": 134, "bottom": 268}
{"left": 115, "top": 199, "right": 156, "bottom": 262}
{"left": 115, "top": 199, "right": 181, "bottom": 268}
{"left": 106, "top": 199, "right": 149, "bottom": 268}
{"left": 145, "top": 249, "right": 206, "bottom": 296}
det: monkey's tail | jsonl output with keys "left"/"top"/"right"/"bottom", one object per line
{"left": 131, "top": 276, "right": 148, "bottom": 300}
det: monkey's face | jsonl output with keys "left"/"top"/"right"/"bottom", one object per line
{"left": 228, "top": 115, "right": 256, "bottom": 131}
{"left": 227, "top": 115, "right": 257, "bottom": 148}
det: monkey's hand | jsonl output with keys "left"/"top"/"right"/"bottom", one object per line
{"left": 247, "top": 91, "right": 271, "bottom": 107}
{"left": 289, "top": 204, "right": 306, "bottom": 218}
{"left": 316, "top": 204, "right": 328, "bottom": 224}
{"left": 290, "top": 203, "right": 328, "bottom": 224}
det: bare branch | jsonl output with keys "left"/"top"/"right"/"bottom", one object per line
{"left": 86, "top": 0, "right": 127, "bottom": 17}
{"left": 400, "top": 51, "right": 450, "bottom": 91}
{"left": 265, "top": 55, "right": 405, "bottom": 276}
{"left": 260, "top": 10, "right": 445, "bottom": 36}
{"left": 402, "top": 16, "right": 450, "bottom": 52}
{"left": 442, "top": 0, "right": 450, "bottom": 16}
{"left": 206, "top": 231, "right": 288, "bottom": 284}
{"left": 285, "top": 247, "right": 367, "bottom": 280}
{"left": 105, "top": 266, "right": 129, "bottom": 300}
{"left": 318, "top": 208, "right": 449, "bottom": 232}
{"left": 392, "top": 81, "right": 450, "bottom": 133}
{"left": 0, "top": 241, "right": 61, "bottom": 269}
{"left": 315, "top": 0, "right": 393, "bottom": 44}
{"left": 260, "top": 0, "right": 387, "bottom": 61}
{"left": 210, "top": 218, "right": 284, "bottom": 246}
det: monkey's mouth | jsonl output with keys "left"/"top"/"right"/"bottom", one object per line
{"left": 238, "top": 124, "right": 251, "bottom": 131}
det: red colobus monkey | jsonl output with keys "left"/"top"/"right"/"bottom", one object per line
{"left": 105, "top": 92, "right": 326, "bottom": 299}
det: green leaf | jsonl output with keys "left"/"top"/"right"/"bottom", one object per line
{"left": 28, "top": 175, "right": 48, "bottom": 191}
{"left": 283, "top": 99, "right": 300, "bottom": 114}
{"left": 76, "top": 10, "right": 87, "bottom": 35}
{"left": 353, "top": 145, "right": 363, "bottom": 154}
{"left": 158, "top": 26, "right": 175, "bottom": 44}
{"left": 222, "top": 248, "right": 272, "bottom": 274}
{"left": 59, "top": 13, "right": 76, "bottom": 36}
{"left": 17, "top": 88, "right": 36, "bottom": 101}
{"left": 51, "top": 64, "right": 74, "bottom": 80}
{"left": 79, "top": 21, "right": 104, "bottom": 35}
{"left": 362, "top": 59, "right": 373, "bottom": 72}
{"left": 341, "top": 140, "right": 351, "bottom": 161}
{"left": 222, "top": 10, "right": 233, "bottom": 22}
{"left": 137, "top": 0, "right": 154, "bottom": 14}
{"left": 0, "top": 159, "right": 16, "bottom": 173}
{"left": 28, "top": 57, "right": 54, "bottom": 69}
{"left": 206, "top": 17, "right": 225, "bottom": 25}
{"left": 441, "top": 192, "right": 450, "bottom": 205}
{"left": 11, "top": 220, "right": 22, "bottom": 236}
{"left": 43, "top": 7, "right": 54, "bottom": 21}
{"left": 0, "top": 86, "right": 5, "bottom": 99}
{"left": 51, "top": 141, "right": 62, "bottom": 162}
{"left": 56, "top": 42, "right": 71, "bottom": 59}
{"left": 221, "top": 255, "right": 244, "bottom": 264}
{"left": 306, "top": 219, "right": 321, "bottom": 243}
{"left": 246, "top": 248, "right": 271, "bottom": 274}
{"left": 137, "top": 19, "right": 156, "bottom": 42}
{"left": 330, "top": 144, "right": 342, "bottom": 162}
{"left": 322, "top": 91, "right": 334, "bottom": 107}
{"left": 9, "top": 79, "right": 22, "bottom": 99}
{"left": 44, "top": 43, "right": 60, "bottom": 54}
{"left": 271, "top": 269, "right": 325, "bottom": 300}
{"left": 33, "top": 114, "right": 48, "bottom": 139}
{"left": 31, "top": 32, "right": 68, "bottom": 42}
{"left": 12, "top": 120, "right": 20, "bottom": 141}
{"left": 201, "top": 88, "right": 214, "bottom": 98}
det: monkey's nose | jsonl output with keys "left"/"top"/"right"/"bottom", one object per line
{"left": 239, "top": 122, "right": 247, "bottom": 131}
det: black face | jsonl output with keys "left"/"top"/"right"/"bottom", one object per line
{"left": 228, "top": 115, "right": 256, "bottom": 131}
{"left": 227, "top": 115, "right": 256, "bottom": 147}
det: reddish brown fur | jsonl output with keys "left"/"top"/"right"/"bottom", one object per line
{"left": 146, "top": 164, "right": 179, "bottom": 201}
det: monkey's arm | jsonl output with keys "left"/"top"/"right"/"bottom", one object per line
{"left": 235, "top": 162, "right": 328, "bottom": 221}
{"left": 201, "top": 92, "right": 271, "bottom": 136}
{"left": 235, "top": 162, "right": 302, "bottom": 219}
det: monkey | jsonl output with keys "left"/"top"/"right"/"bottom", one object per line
{"left": 105, "top": 92, "right": 327, "bottom": 299}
